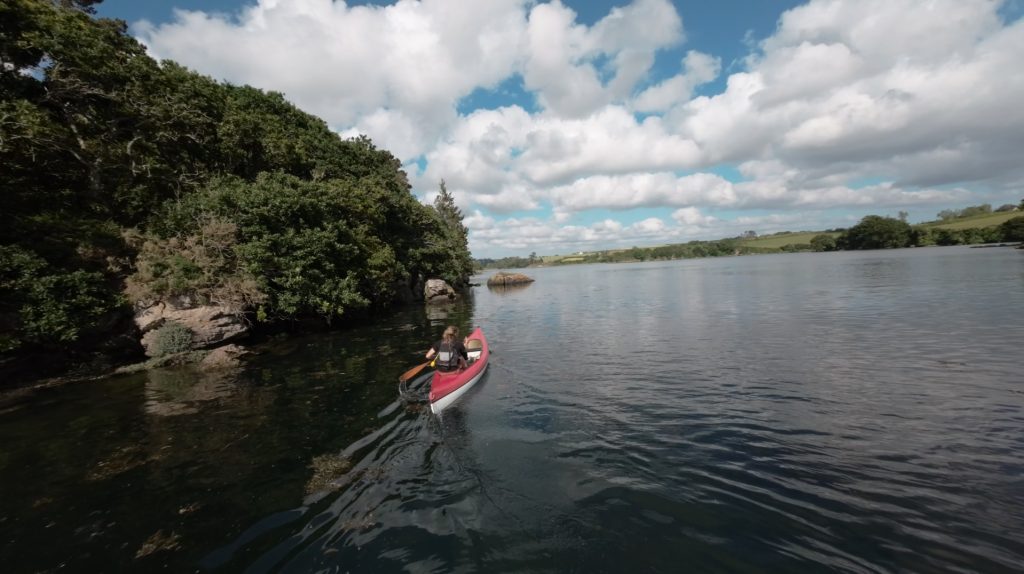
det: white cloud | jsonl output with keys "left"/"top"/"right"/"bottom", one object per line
{"left": 633, "top": 50, "right": 721, "bottom": 112}
{"left": 549, "top": 172, "right": 736, "bottom": 213}
{"left": 522, "top": 0, "right": 683, "bottom": 116}
{"left": 672, "top": 0, "right": 1024, "bottom": 190}
{"left": 671, "top": 207, "right": 717, "bottom": 226}
{"left": 130, "top": 0, "right": 1024, "bottom": 257}
{"left": 136, "top": 0, "right": 530, "bottom": 159}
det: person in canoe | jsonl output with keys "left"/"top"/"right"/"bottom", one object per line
{"left": 425, "top": 325, "right": 468, "bottom": 372}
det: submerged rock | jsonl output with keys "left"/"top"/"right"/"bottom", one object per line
{"left": 487, "top": 272, "right": 535, "bottom": 287}
{"left": 199, "top": 344, "right": 250, "bottom": 370}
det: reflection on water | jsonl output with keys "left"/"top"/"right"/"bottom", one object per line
{"left": 144, "top": 366, "right": 241, "bottom": 416}
{"left": 486, "top": 282, "right": 534, "bottom": 295}
{"left": 1, "top": 247, "right": 1023, "bottom": 572}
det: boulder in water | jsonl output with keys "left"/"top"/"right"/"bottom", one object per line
{"left": 487, "top": 272, "right": 535, "bottom": 287}
{"left": 424, "top": 279, "right": 457, "bottom": 304}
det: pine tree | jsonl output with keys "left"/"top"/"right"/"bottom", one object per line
{"left": 434, "top": 180, "right": 468, "bottom": 238}
{"left": 428, "top": 180, "right": 474, "bottom": 286}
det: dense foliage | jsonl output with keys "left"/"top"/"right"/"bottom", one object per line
{"left": 427, "top": 180, "right": 475, "bottom": 288}
{"left": 834, "top": 214, "right": 1018, "bottom": 250}
{"left": 836, "top": 216, "right": 913, "bottom": 250}
{"left": 1, "top": 1, "right": 471, "bottom": 358}
{"left": 1000, "top": 216, "right": 1024, "bottom": 242}
{"left": 810, "top": 234, "right": 837, "bottom": 252}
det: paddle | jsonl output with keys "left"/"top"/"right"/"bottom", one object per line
{"left": 399, "top": 360, "right": 431, "bottom": 382}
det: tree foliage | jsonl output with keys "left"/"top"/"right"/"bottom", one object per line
{"left": 810, "top": 235, "right": 837, "bottom": 252}
{"left": 1, "top": 1, "right": 472, "bottom": 357}
{"left": 422, "top": 180, "right": 474, "bottom": 287}
{"left": 837, "top": 216, "right": 913, "bottom": 250}
{"left": 1000, "top": 216, "right": 1024, "bottom": 242}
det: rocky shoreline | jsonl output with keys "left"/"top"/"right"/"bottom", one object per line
{"left": 0, "top": 278, "right": 468, "bottom": 401}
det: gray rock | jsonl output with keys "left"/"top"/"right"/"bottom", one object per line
{"left": 199, "top": 344, "right": 250, "bottom": 370}
{"left": 487, "top": 272, "right": 535, "bottom": 287}
{"left": 135, "top": 299, "right": 248, "bottom": 357}
{"left": 424, "top": 279, "right": 457, "bottom": 304}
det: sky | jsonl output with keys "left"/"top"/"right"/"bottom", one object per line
{"left": 96, "top": 0, "right": 1024, "bottom": 258}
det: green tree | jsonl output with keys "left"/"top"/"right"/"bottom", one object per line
{"left": 423, "top": 180, "right": 474, "bottom": 287}
{"left": 809, "top": 234, "right": 837, "bottom": 252}
{"left": 1000, "top": 216, "right": 1024, "bottom": 242}
{"left": 0, "top": 1, "right": 476, "bottom": 372}
{"left": 837, "top": 215, "right": 913, "bottom": 250}
{"left": 910, "top": 226, "right": 935, "bottom": 246}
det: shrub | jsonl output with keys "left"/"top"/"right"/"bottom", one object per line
{"left": 0, "top": 245, "right": 119, "bottom": 352}
{"left": 125, "top": 218, "right": 265, "bottom": 309}
{"left": 148, "top": 322, "right": 194, "bottom": 357}
{"left": 1001, "top": 216, "right": 1024, "bottom": 242}
{"left": 810, "top": 234, "right": 837, "bottom": 252}
{"left": 837, "top": 216, "right": 912, "bottom": 250}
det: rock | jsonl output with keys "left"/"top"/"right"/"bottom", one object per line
{"left": 199, "top": 344, "right": 250, "bottom": 370}
{"left": 135, "top": 297, "right": 248, "bottom": 357}
{"left": 487, "top": 272, "right": 535, "bottom": 287}
{"left": 424, "top": 279, "right": 457, "bottom": 304}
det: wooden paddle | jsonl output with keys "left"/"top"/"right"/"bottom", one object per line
{"left": 399, "top": 360, "right": 431, "bottom": 382}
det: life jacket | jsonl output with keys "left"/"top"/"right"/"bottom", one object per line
{"left": 436, "top": 340, "right": 461, "bottom": 371}
{"left": 438, "top": 339, "right": 466, "bottom": 372}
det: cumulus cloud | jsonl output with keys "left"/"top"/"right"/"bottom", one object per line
{"left": 131, "top": 0, "right": 1024, "bottom": 257}
{"left": 522, "top": 0, "right": 683, "bottom": 116}
{"left": 633, "top": 50, "right": 721, "bottom": 112}
{"left": 136, "top": 0, "right": 530, "bottom": 159}
{"left": 673, "top": 0, "right": 1024, "bottom": 190}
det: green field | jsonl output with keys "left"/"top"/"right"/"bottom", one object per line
{"left": 921, "top": 211, "right": 1021, "bottom": 230}
{"left": 523, "top": 211, "right": 1020, "bottom": 266}
{"left": 739, "top": 231, "right": 839, "bottom": 249}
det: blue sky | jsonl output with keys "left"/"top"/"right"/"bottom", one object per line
{"left": 97, "top": 0, "right": 1024, "bottom": 257}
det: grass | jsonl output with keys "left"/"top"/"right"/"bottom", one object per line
{"left": 921, "top": 211, "right": 1021, "bottom": 230}
{"left": 739, "top": 231, "right": 839, "bottom": 249}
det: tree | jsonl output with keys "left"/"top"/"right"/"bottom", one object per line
{"left": 1000, "top": 216, "right": 1024, "bottom": 242}
{"left": 424, "top": 180, "right": 474, "bottom": 287}
{"left": 810, "top": 234, "right": 837, "bottom": 252}
{"left": 898, "top": 210, "right": 908, "bottom": 222}
{"left": 837, "top": 215, "right": 913, "bottom": 250}
{"left": 0, "top": 0, "right": 475, "bottom": 368}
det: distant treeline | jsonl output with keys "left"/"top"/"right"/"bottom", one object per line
{"left": 814, "top": 212, "right": 1024, "bottom": 252}
{"left": 476, "top": 202, "right": 1024, "bottom": 269}
{"left": 1, "top": 1, "right": 472, "bottom": 363}
{"left": 477, "top": 239, "right": 758, "bottom": 269}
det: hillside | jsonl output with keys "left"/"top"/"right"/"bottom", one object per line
{"left": 738, "top": 232, "right": 840, "bottom": 249}
{"left": 920, "top": 211, "right": 1021, "bottom": 230}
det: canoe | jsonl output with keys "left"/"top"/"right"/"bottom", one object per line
{"left": 429, "top": 327, "right": 489, "bottom": 413}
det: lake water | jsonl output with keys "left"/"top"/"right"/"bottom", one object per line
{"left": 1, "top": 246, "right": 1022, "bottom": 573}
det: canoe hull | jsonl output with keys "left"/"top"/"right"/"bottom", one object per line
{"left": 429, "top": 327, "right": 489, "bottom": 414}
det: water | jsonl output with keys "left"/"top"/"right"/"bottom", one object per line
{"left": 1, "top": 246, "right": 1023, "bottom": 573}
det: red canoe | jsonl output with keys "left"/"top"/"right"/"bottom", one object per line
{"left": 429, "top": 327, "right": 490, "bottom": 413}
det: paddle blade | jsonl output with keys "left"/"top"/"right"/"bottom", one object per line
{"left": 399, "top": 361, "right": 430, "bottom": 382}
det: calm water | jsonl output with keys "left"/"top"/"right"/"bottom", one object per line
{"left": 1, "top": 246, "right": 1023, "bottom": 573}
